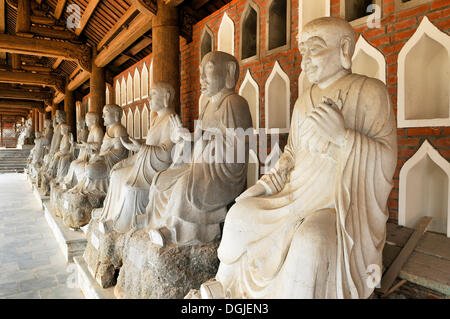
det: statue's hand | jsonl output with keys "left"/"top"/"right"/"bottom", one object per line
{"left": 235, "top": 183, "right": 267, "bottom": 202}
{"left": 120, "top": 136, "right": 141, "bottom": 152}
{"left": 169, "top": 114, "right": 190, "bottom": 144}
{"left": 308, "top": 94, "right": 347, "bottom": 147}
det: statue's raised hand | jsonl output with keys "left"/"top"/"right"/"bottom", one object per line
{"left": 169, "top": 114, "right": 190, "bottom": 144}
{"left": 235, "top": 183, "right": 267, "bottom": 202}
{"left": 308, "top": 91, "right": 347, "bottom": 147}
{"left": 120, "top": 136, "right": 141, "bottom": 152}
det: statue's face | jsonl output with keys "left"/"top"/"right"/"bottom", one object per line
{"left": 149, "top": 87, "right": 166, "bottom": 112}
{"left": 102, "top": 108, "right": 117, "bottom": 126}
{"left": 299, "top": 28, "right": 343, "bottom": 84}
{"left": 61, "top": 126, "right": 69, "bottom": 135}
{"left": 85, "top": 115, "right": 96, "bottom": 128}
{"left": 200, "top": 56, "right": 225, "bottom": 97}
{"left": 76, "top": 120, "right": 85, "bottom": 130}
{"left": 55, "top": 112, "right": 65, "bottom": 124}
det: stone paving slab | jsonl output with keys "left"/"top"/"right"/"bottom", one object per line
{"left": 0, "top": 173, "right": 85, "bottom": 299}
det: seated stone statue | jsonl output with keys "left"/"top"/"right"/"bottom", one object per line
{"left": 113, "top": 51, "right": 253, "bottom": 298}
{"left": 83, "top": 82, "right": 177, "bottom": 288}
{"left": 29, "top": 119, "right": 54, "bottom": 179}
{"left": 27, "top": 132, "right": 42, "bottom": 177}
{"left": 196, "top": 17, "right": 398, "bottom": 299}
{"left": 18, "top": 117, "right": 34, "bottom": 148}
{"left": 61, "top": 104, "right": 128, "bottom": 229}
{"left": 37, "top": 110, "right": 66, "bottom": 189}
{"left": 77, "top": 117, "right": 89, "bottom": 144}
{"left": 51, "top": 112, "right": 104, "bottom": 217}
{"left": 95, "top": 82, "right": 176, "bottom": 233}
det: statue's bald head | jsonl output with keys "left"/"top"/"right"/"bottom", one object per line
{"left": 299, "top": 17, "right": 355, "bottom": 84}
{"left": 200, "top": 51, "right": 240, "bottom": 96}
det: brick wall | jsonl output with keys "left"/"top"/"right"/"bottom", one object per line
{"left": 104, "top": 0, "right": 450, "bottom": 223}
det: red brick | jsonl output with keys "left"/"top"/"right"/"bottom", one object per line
{"left": 433, "top": 137, "right": 450, "bottom": 147}
{"left": 398, "top": 137, "right": 420, "bottom": 146}
{"left": 398, "top": 4, "right": 428, "bottom": 20}
{"left": 394, "top": 17, "right": 417, "bottom": 31}
{"left": 431, "top": 0, "right": 450, "bottom": 10}
{"left": 407, "top": 127, "right": 441, "bottom": 136}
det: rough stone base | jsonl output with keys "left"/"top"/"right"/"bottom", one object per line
{"left": 115, "top": 230, "right": 220, "bottom": 299}
{"left": 83, "top": 219, "right": 125, "bottom": 289}
{"left": 62, "top": 191, "right": 106, "bottom": 229}
{"left": 43, "top": 202, "right": 87, "bottom": 262}
{"left": 74, "top": 256, "right": 116, "bottom": 299}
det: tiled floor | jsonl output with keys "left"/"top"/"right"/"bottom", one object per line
{"left": 0, "top": 173, "right": 84, "bottom": 299}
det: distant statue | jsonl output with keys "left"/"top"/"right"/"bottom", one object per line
{"left": 62, "top": 104, "right": 128, "bottom": 229}
{"left": 112, "top": 51, "right": 253, "bottom": 298}
{"left": 95, "top": 82, "right": 176, "bottom": 233}
{"left": 77, "top": 117, "right": 89, "bottom": 144}
{"left": 51, "top": 112, "right": 104, "bottom": 217}
{"left": 196, "top": 17, "right": 398, "bottom": 299}
{"left": 17, "top": 117, "right": 34, "bottom": 147}
{"left": 27, "top": 132, "right": 42, "bottom": 177}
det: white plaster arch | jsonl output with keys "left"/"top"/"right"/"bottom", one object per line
{"left": 399, "top": 140, "right": 450, "bottom": 237}
{"left": 121, "top": 77, "right": 127, "bottom": 107}
{"left": 142, "top": 104, "right": 149, "bottom": 138}
{"left": 398, "top": 16, "right": 450, "bottom": 128}
{"left": 218, "top": 12, "right": 235, "bottom": 56}
{"left": 298, "top": 0, "right": 330, "bottom": 33}
{"left": 352, "top": 35, "right": 386, "bottom": 83}
{"left": 239, "top": 69, "right": 260, "bottom": 131}
{"left": 141, "top": 63, "right": 149, "bottom": 99}
{"left": 134, "top": 68, "right": 141, "bottom": 101}
{"left": 265, "top": 61, "right": 290, "bottom": 133}
{"left": 127, "top": 72, "right": 133, "bottom": 104}
{"left": 134, "top": 107, "right": 141, "bottom": 139}
{"left": 200, "top": 26, "right": 214, "bottom": 61}
{"left": 127, "top": 109, "right": 133, "bottom": 137}
{"left": 106, "top": 86, "right": 111, "bottom": 105}
{"left": 247, "top": 149, "right": 259, "bottom": 188}
{"left": 115, "top": 80, "right": 120, "bottom": 106}
{"left": 121, "top": 110, "right": 127, "bottom": 128}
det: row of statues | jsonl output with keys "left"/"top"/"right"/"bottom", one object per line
{"left": 29, "top": 17, "right": 397, "bottom": 299}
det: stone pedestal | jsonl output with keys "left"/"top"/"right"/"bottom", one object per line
{"left": 74, "top": 256, "right": 116, "bottom": 299}
{"left": 114, "top": 229, "right": 220, "bottom": 299}
{"left": 32, "top": 183, "right": 48, "bottom": 209}
{"left": 43, "top": 202, "right": 87, "bottom": 262}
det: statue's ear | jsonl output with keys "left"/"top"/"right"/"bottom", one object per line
{"left": 340, "top": 36, "right": 352, "bottom": 70}
{"left": 225, "top": 61, "right": 237, "bottom": 89}
{"left": 164, "top": 91, "right": 171, "bottom": 107}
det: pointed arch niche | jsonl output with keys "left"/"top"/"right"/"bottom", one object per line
{"left": 399, "top": 140, "right": 450, "bottom": 237}
{"left": 247, "top": 150, "right": 259, "bottom": 188}
{"left": 398, "top": 17, "right": 450, "bottom": 128}
{"left": 127, "top": 109, "right": 133, "bottom": 137}
{"left": 115, "top": 80, "right": 121, "bottom": 106}
{"left": 106, "top": 86, "right": 111, "bottom": 105}
{"left": 134, "top": 107, "right": 141, "bottom": 139}
{"left": 240, "top": 2, "right": 259, "bottom": 62}
{"left": 218, "top": 12, "right": 234, "bottom": 55}
{"left": 142, "top": 104, "right": 149, "bottom": 138}
{"left": 127, "top": 73, "right": 133, "bottom": 104}
{"left": 121, "top": 110, "right": 127, "bottom": 128}
{"left": 121, "top": 77, "right": 127, "bottom": 107}
{"left": 134, "top": 69, "right": 141, "bottom": 102}
{"left": 141, "top": 63, "right": 149, "bottom": 99}
{"left": 265, "top": 61, "right": 290, "bottom": 133}
{"left": 352, "top": 36, "right": 386, "bottom": 83}
{"left": 239, "top": 69, "right": 259, "bottom": 131}
{"left": 298, "top": 0, "right": 330, "bottom": 33}
{"left": 200, "top": 26, "right": 214, "bottom": 61}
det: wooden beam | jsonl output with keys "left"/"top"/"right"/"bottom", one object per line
{"left": 97, "top": 5, "right": 138, "bottom": 51}
{"left": 16, "top": 0, "right": 31, "bottom": 35}
{"left": 377, "top": 217, "right": 433, "bottom": 296}
{"left": 95, "top": 13, "right": 153, "bottom": 67}
{"left": 0, "top": 34, "right": 91, "bottom": 72}
{"left": 163, "top": 0, "right": 184, "bottom": 6}
{"left": 130, "top": 0, "right": 157, "bottom": 15}
{"left": 0, "top": 0, "right": 5, "bottom": 33}
{"left": 190, "top": 0, "right": 209, "bottom": 9}
{"left": 0, "top": 99, "right": 44, "bottom": 110}
{"left": 67, "top": 69, "right": 89, "bottom": 91}
{"left": 53, "top": 0, "right": 67, "bottom": 20}
{"left": 30, "top": 26, "right": 78, "bottom": 40}
{"left": 0, "top": 70, "right": 66, "bottom": 94}
{"left": 53, "top": 91, "right": 64, "bottom": 104}
{"left": 52, "top": 57, "right": 63, "bottom": 69}
{"left": 31, "top": 15, "right": 56, "bottom": 25}
{"left": 75, "top": 0, "right": 100, "bottom": 36}
{"left": 21, "top": 65, "right": 53, "bottom": 73}
{"left": 0, "top": 88, "right": 52, "bottom": 101}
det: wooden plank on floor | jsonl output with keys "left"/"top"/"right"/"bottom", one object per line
{"left": 377, "top": 217, "right": 432, "bottom": 295}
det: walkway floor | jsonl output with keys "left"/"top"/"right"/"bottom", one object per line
{"left": 0, "top": 173, "right": 84, "bottom": 299}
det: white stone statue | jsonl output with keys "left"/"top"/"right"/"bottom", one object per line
{"left": 112, "top": 51, "right": 253, "bottom": 298}
{"left": 197, "top": 17, "right": 398, "bottom": 299}
{"left": 18, "top": 117, "right": 34, "bottom": 147}
{"left": 51, "top": 112, "right": 104, "bottom": 217}
{"left": 29, "top": 119, "right": 53, "bottom": 179}
{"left": 77, "top": 117, "right": 89, "bottom": 144}
{"left": 61, "top": 104, "right": 128, "bottom": 229}
{"left": 95, "top": 82, "right": 176, "bottom": 233}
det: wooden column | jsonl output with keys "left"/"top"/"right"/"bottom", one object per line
{"left": 90, "top": 48, "right": 105, "bottom": 126}
{"left": 152, "top": 0, "right": 180, "bottom": 114}
{"left": 64, "top": 82, "right": 76, "bottom": 137}
{"left": 39, "top": 111, "right": 44, "bottom": 131}
{"left": 16, "top": 0, "right": 31, "bottom": 35}
{"left": 32, "top": 108, "right": 38, "bottom": 133}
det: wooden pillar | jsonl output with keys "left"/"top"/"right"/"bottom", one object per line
{"left": 16, "top": 0, "right": 30, "bottom": 35}
{"left": 32, "top": 108, "right": 38, "bottom": 133}
{"left": 152, "top": 0, "right": 180, "bottom": 114}
{"left": 12, "top": 54, "right": 21, "bottom": 69}
{"left": 39, "top": 111, "right": 44, "bottom": 132}
{"left": 90, "top": 47, "right": 105, "bottom": 127}
{"left": 64, "top": 82, "right": 76, "bottom": 137}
